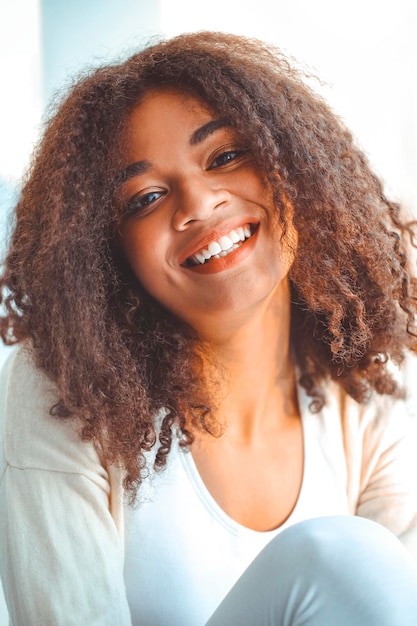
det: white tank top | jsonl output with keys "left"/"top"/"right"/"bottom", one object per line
{"left": 123, "top": 388, "right": 350, "bottom": 625}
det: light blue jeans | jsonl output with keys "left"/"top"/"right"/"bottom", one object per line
{"left": 206, "top": 516, "right": 417, "bottom": 625}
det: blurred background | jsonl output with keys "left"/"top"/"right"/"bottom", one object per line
{"left": 0, "top": 0, "right": 416, "bottom": 617}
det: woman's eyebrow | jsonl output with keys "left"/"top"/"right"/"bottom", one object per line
{"left": 189, "top": 119, "right": 229, "bottom": 145}
{"left": 115, "top": 159, "right": 152, "bottom": 187}
{"left": 115, "top": 119, "right": 229, "bottom": 188}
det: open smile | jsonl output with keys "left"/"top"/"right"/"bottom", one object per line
{"left": 183, "top": 223, "right": 258, "bottom": 267}
{"left": 181, "top": 223, "right": 259, "bottom": 275}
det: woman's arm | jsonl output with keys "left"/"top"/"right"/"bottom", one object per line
{"left": 343, "top": 388, "right": 417, "bottom": 562}
{"left": 0, "top": 348, "right": 131, "bottom": 625}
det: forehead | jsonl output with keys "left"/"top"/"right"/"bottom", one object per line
{"left": 121, "top": 89, "right": 232, "bottom": 163}
{"left": 129, "top": 89, "right": 212, "bottom": 132}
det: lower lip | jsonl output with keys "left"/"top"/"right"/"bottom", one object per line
{"left": 184, "top": 230, "right": 259, "bottom": 275}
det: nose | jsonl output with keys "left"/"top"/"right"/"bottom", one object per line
{"left": 172, "top": 176, "right": 231, "bottom": 231}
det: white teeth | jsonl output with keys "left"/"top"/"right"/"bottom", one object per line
{"left": 189, "top": 223, "right": 255, "bottom": 266}
{"left": 218, "top": 235, "right": 234, "bottom": 251}
{"left": 195, "top": 252, "right": 206, "bottom": 264}
{"left": 208, "top": 241, "right": 222, "bottom": 255}
{"left": 229, "top": 230, "right": 241, "bottom": 244}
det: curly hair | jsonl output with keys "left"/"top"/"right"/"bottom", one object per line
{"left": 1, "top": 32, "right": 416, "bottom": 501}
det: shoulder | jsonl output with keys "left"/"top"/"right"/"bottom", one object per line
{"left": 0, "top": 344, "right": 106, "bottom": 481}
{"left": 303, "top": 377, "right": 410, "bottom": 450}
{"left": 322, "top": 377, "right": 412, "bottom": 442}
{"left": 312, "top": 380, "right": 415, "bottom": 493}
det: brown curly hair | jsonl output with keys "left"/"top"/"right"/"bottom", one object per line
{"left": 1, "top": 32, "right": 416, "bottom": 501}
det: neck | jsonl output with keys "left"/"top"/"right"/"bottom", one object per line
{"left": 196, "top": 280, "right": 297, "bottom": 442}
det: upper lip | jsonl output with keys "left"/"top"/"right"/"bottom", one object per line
{"left": 178, "top": 217, "right": 260, "bottom": 266}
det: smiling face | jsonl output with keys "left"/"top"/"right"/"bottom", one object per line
{"left": 115, "top": 89, "right": 296, "bottom": 335}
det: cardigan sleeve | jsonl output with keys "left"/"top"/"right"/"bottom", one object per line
{"left": 0, "top": 347, "right": 132, "bottom": 626}
{"left": 343, "top": 389, "right": 417, "bottom": 563}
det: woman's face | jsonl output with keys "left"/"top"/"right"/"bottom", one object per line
{"left": 116, "top": 89, "right": 296, "bottom": 333}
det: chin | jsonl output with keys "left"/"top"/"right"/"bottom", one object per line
{"left": 198, "top": 272, "right": 284, "bottom": 317}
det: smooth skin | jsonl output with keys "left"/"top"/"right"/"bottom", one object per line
{"left": 117, "top": 89, "right": 302, "bottom": 531}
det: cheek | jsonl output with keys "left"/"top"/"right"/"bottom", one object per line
{"left": 119, "top": 225, "right": 160, "bottom": 285}
{"left": 242, "top": 172, "right": 270, "bottom": 204}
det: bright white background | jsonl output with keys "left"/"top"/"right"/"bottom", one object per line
{"left": 0, "top": 0, "right": 416, "bottom": 620}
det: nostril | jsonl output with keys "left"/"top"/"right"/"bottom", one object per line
{"left": 172, "top": 184, "right": 231, "bottom": 230}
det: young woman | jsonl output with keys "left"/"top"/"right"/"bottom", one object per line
{"left": 1, "top": 32, "right": 417, "bottom": 625}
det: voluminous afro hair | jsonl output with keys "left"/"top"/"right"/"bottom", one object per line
{"left": 1, "top": 32, "right": 416, "bottom": 501}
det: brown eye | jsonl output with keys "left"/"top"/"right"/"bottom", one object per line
{"left": 209, "top": 149, "right": 248, "bottom": 169}
{"left": 126, "top": 190, "right": 166, "bottom": 216}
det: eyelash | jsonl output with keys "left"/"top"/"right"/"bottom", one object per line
{"left": 208, "top": 148, "right": 248, "bottom": 169}
{"left": 125, "top": 190, "right": 166, "bottom": 217}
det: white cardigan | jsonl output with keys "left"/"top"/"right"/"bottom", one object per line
{"left": 1, "top": 347, "right": 417, "bottom": 625}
